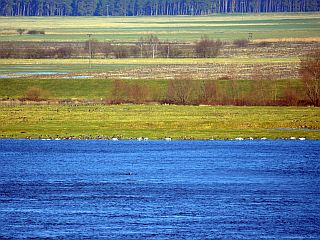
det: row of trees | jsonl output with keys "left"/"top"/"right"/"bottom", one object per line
{"left": 102, "top": 51, "right": 320, "bottom": 106}
{"left": 91, "top": 35, "right": 224, "bottom": 58}
{"left": 108, "top": 78, "right": 305, "bottom": 106}
{"left": 1, "top": 0, "right": 318, "bottom": 16}
{"left": 0, "top": 35, "right": 234, "bottom": 59}
{"left": 21, "top": 52, "right": 320, "bottom": 106}
{"left": 0, "top": 44, "right": 73, "bottom": 58}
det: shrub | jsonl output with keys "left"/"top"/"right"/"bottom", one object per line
{"left": 110, "top": 79, "right": 152, "bottom": 103}
{"left": 129, "top": 45, "right": 140, "bottom": 58}
{"left": 56, "top": 47, "right": 73, "bottom": 58}
{"left": 200, "top": 80, "right": 218, "bottom": 105}
{"left": 84, "top": 39, "right": 100, "bottom": 58}
{"left": 0, "top": 48, "right": 13, "bottom": 58}
{"left": 282, "top": 87, "right": 299, "bottom": 106}
{"left": 159, "top": 43, "right": 183, "bottom": 58}
{"left": 26, "top": 30, "right": 45, "bottom": 35}
{"left": 194, "top": 35, "right": 223, "bottom": 58}
{"left": 256, "top": 41, "right": 271, "bottom": 47}
{"left": 167, "top": 78, "right": 204, "bottom": 105}
{"left": 22, "top": 48, "right": 43, "bottom": 58}
{"left": 103, "top": 42, "right": 113, "bottom": 58}
{"left": 24, "top": 87, "right": 49, "bottom": 101}
{"left": 113, "top": 45, "right": 129, "bottom": 58}
{"left": 0, "top": 42, "right": 16, "bottom": 58}
{"left": 16, "top": 28, "right": 26, "bottom": 35}
{"left": 299, "top": 50, "right": 320, "bottom": 106}
{"left": 233, "top": 39, "right": 250, "bottom": 48}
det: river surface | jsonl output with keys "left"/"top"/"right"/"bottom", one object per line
{"left": 0, "top": 139, "right": 319, "bottom": 239}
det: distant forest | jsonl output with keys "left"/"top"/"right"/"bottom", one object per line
{"left": 0, "top": 0, "right": 319, "bottom": 16}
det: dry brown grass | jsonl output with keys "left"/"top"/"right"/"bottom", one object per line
{"left": 93, "top": 62, "right": 299, "bottom": 80}
{"left": 253, "top": 37, "right": 320, "bottom": 43}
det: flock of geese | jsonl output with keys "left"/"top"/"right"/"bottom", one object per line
{"left": 41, "top": 136, "right": 307, "bottom": 141}
{"left": 109, "top": 137, "right": 306, "bottom": 141}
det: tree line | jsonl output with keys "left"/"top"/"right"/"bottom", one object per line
{"left": 1, "top": 0, "right": 318, "bottom": 16}
{"left": 22, "top": 52, "right": 320, "bottom": 107}
{"left": 0, "top": 35, "right": 227, "bottom": 58}
{"left": 109, "top": 51, "right": 320, "bottom": 106}
{"left": 107, "top": 78, "right": 306, "bottom": 106}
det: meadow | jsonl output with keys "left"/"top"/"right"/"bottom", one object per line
{"left": 0, "top": 104, "right": 319, "bottom": 140}
{"left": 0, "top": 13, "right": 319, "bottom": 139}
{"left": 0, "top": 13, "right": 319, "bottom": 42}
{"left": 0, "top": 77, "right": 302, "bottom": 101}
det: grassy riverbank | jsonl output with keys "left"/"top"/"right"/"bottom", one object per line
{"left": 0, "top": 104, "right": 319, "bottom": 140}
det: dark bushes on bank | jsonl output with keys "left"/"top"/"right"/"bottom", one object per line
{"left": 27, "top": 30, "right": 45, "bottom": 35}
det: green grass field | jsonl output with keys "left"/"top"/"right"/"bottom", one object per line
{"left": 0, "top": 105, "right": 319, "bottom": 140}
{"left": 1, "top": 13, "right": 319, "bottom": 42}
{"left": 0, "top": 77, "right": 302, "bottom": 100}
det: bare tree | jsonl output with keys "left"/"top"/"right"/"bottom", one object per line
{"left": 167, "top": 78, "right": 198, "bottom": 105}
{"left": 168, "top": 79, "right": 192, "bottom": 105}
{"left": 194, "top": 35, "right": 223, "bottom": 58}
{"left": 103, "top": 42, "right": 113, "bottom": 58}
{"left": 137, "top": 37, "right": 145, "bottom": 58}
{"left": 147, "top": 34, "right": 159, "bottom": 58}
{"left": 56, "top": 47, "right": 73, "bottom": 58}
{"left": 24, "top": 86, "right": 49, "bottom": 101}
{"left": 113, "top": 45, "right": 129, "bottom": 58}
{"left": 282, "top": 86, "right": 299, "bottom": 106}
{"left": 200, "top": 80, "right": 218, "bottom": 104}
{"left": 300, "top": 51, "right": 320, "bottom": 106}
{"left": 0, "top": 42, "right": 15, "bottom": 58}
{"left": 159, "top": 41, "right": 182, "bottom": 58}
{"left": 249, "top": 66, "right": 276, "bottom": 105}
{"left": 128, "top": 83, "right": 150, "bottom": 103}
{"left": 111, "top": 79, "right": 127, "bottom": 102}
{"left": 85, "top": 39, "right": 99, "bottom": 58}
{"left": 233, "top": 39, "right": 250, "bottom": 48}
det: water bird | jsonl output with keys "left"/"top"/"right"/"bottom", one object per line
{"left": 290, "top": 137, "right": 296, "bottom": 140}
{"left": 164, "top": 137, "right": 172, "bottom": 141}
{"left": 261, "top": 137, "right": 267, "bottom": 140}
{"left": 235, "top": 137, "right": 244, "bottom": 141}
{"left": 137, "top": 137, "right": 143, "bottom": 141}
{"left": 111, "top": 137, "right": 118, "bottom": 141}
{"left": 299, "top": 137, "right": 306, "bottom": 141}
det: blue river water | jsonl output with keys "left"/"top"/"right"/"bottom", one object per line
{"left": 0, "top": 139, "right": 319, "bottom": 239}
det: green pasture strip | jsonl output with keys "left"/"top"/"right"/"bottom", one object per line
{"left": 0, "top": 78, "right": 302, "bottom": 100}
{"left": 0, "top": 13, "right": 319, "bottom": 42}
{"left": 0, "top": 105, "right": 319, "bottom": 140}
{"left": 1, "top": 31, "right": 319, "bottom": 42}
{"left": 0, "top": 78, "right": 167, "bottom": 99}
{"left": 0, "top": 78, "right": 113, "bottom": 99}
